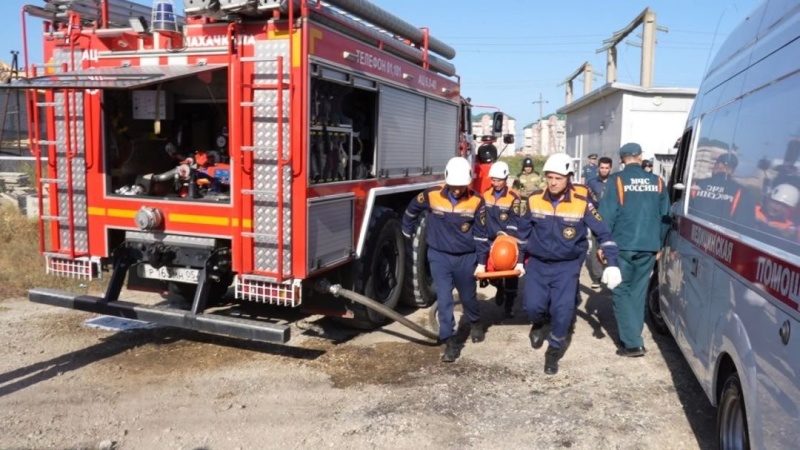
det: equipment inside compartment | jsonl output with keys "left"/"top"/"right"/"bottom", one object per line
{"left": 103, "top": 68, "right": 231, "bottom": 202}
{"left": 309, "top": 77, "right": 377, "bottom": 184}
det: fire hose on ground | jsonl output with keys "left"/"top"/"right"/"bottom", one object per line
{"left": 314, "top": 235, "right": 521, "bottom": 343}
{"left": 315, "top": 279, "right": 440, "bottom": 342}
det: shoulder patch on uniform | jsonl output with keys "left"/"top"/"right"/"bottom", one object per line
{"left": 588, "top": 203, "right": 603, "bottom": 221}
{"left": 479, "top": 208, "right": 486, "bottom": 225}
{"left": 416, "top": 192, "right": 425, "bottom": 203}
{"left": 511, "top": 198, "right": 521, "bottom": 216}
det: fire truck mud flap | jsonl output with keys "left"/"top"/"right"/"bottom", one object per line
{"left": 28, "top": 288, "right": 290, "bottom": 344}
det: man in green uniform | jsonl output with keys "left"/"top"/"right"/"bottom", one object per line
{"left": 598, "top": 143, "right": 670, "bottom": 357}
{"left": 514, "top": 157, "right": 546, "bottom": 199}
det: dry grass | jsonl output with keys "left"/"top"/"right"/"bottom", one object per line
{"left": 0, "top": 206, "right": 103, "bottom": 300}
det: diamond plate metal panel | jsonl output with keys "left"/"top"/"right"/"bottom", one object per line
{"left": 52, "top": 50, "right": 88, "bottom": 253}
{"left": 252, "top": 40, "right": 291, "bottom": 276}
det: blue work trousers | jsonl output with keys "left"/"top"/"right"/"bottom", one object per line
{"left": 612, "top": 251, "right": 657, "bottom": 348}
{"left": 524, "top": 257, "right": 583, "bottom": 349}
{"left": 428, "top": 248, "right": 479, "bottom": 341}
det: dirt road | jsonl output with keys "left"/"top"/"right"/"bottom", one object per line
{"left": 0, "top": 268, "right": 715, "bottom": 450}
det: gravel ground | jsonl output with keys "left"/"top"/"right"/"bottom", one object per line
{"left": 0, "top": 267, "right": 716, "bottom": 450}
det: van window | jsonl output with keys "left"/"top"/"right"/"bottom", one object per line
{"left": 730, "top": 70, "right": 800, "bottom": 253}
{"left": 687, "top": 102, "right": 755, "bottom": 229}
{"left": 669, "top": 127, "right": 693, "bottom": 203}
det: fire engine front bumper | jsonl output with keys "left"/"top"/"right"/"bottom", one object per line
{"left": 28, "top": 288, "right": 291, "bottom": 344}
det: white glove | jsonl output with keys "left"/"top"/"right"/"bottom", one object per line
{"left": 474, "top": 264, "right": 486, "bottom": 276}
{"left": 601, "top": 266, "right": 622, "bottom": 290}
{"left": 514, "top": 263, "right": 525, "bottom": 277}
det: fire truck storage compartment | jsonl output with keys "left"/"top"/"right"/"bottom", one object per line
{"left": 307, "top": 194, "right": 355, "bottom": 271}
{"left": 310, "top": 64, "right": 377, "bottom": 184}
{"left": 102, "top": 66, "right": 230, "bottom": 203}
{"left": 377, "top": 85, "right": 458, "bottom": 177}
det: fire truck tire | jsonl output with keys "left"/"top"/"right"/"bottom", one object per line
{"left": 341, "top": 207, "right": 406, "bottom": 328}
{"left": 401, "top": 212, "right": 437, "bottom": 307}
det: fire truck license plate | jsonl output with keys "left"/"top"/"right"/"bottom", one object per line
{"left": 139, "top": 264, "right": 199, "bottom": 284}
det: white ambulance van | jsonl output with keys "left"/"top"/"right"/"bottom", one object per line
{"left": 655, "top": 1, "right": 800, "bottom": 448}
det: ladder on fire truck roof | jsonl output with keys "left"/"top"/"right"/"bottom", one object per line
{"left": 188, "top": 0, "right": 458, "bottom": 76}
{"left": 26, "top": 0, "right": 186, "bottom": 29}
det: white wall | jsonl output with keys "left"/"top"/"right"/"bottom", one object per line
{"left": 621, "top": 94, "right": 695, "bottom": 160}
{"left": 564, "top": 91, "right": 624, "bottom": 162}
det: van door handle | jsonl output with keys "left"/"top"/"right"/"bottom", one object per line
{"left": 780, "top": 320, "right": 791, "bottom": 345}
{"left": 690, "top": 257, "right": 699, "bottom": 276}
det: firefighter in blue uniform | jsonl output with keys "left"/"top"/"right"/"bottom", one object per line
{"left": 402, "top": 157, "right": 489, "bottom": 362}
{"left": 480, "top": 161, "right": 524, "bottom": 319}
{"left": 585, "top": 156, "right": 613, "bottom": 288}
{"left": 598, "top": 143, "right": 671, "bottom": 357}
{"left": 517, "top": 153, "right": 622, "bottom": 375}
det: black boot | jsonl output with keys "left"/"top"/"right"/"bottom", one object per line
{"left": 544, "top": 346, "right": 561, "bottom": 375}
{"left": 470, "top": 322, "right": 485, "bottom": 343}
{"left": 503, "top": 292, "right": 516, "bottom": 318}
{"left": 529, "top": 322, "right": 548, "bottom": 349}
{"left": 441, "top": 338, "right": 461, "bottom": 363}
{"left": 494, "top": 285, "right": 505, "bottom": 306}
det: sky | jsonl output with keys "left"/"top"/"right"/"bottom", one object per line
{"left": 2, "top": 0, "right": 761, "bottom": 133}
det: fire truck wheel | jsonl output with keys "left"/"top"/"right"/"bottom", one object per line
{"left": 167, "top": 278, "right": 232, "bottom": 310}
{"left": 342, "top": 207, "right": 405, "bottom": 328}
{"left": 401, "top": 212, "right": 437, "bottom": 307}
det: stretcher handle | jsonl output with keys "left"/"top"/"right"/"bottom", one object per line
{"left": 475, "top": 270, "right": 521, "bottom": 280}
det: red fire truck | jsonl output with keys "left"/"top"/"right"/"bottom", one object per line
{"left": 13, "top": 0, "right": 507, "bottom": 343}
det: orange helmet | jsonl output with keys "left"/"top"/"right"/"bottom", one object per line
{"left": 488, "top": 234, "right": 518, "bottom": 271}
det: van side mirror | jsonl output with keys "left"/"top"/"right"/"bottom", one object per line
{"left": 492, "top": 112, "right": 504, "bottom": 135}
{"left": 502, "top": 134, "right": 514, "bottom": 144}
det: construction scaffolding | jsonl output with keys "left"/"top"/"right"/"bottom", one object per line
{"left": 1, "top": 53, "right": 30, "bottom": 156}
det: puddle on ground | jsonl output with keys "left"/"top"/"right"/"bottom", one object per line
{"left": 314, "top": 342, "right": 442, "bottom": 388}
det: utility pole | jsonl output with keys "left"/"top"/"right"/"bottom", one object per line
{"left": 532, "top": 93, "right": 549, "bottom": 155}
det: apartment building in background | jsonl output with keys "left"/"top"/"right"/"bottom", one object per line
{"left": 522, "top": 113, "right": 566, "bottom": 156}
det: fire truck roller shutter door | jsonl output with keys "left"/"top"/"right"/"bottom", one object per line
{"left": 424, "top": 98, "right": 459, "bottom": 173}
{"left": 378, "top": 85, "right": 425, "bottom": 177}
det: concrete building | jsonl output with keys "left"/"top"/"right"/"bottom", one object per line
{"left": 522, "top": 113, "right": 566, "bottom": 156}
{"left": 557, "top": 82, "right": 696, "bottom": 173}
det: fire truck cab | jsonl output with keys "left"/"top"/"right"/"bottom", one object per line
{"left": 14, "top": 0, "right": 505, "bottom": 343}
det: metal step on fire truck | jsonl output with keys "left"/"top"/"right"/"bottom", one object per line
{"left": 12, "top": 0, "right": 509, "bottom": 343}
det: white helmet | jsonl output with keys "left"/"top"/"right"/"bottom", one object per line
{"left": 444, "top": 157, "right": 473, "bottom": 186}
{"left": 543, "top": 153, "right": 575, "bottom": 176}
{"left": 488, "top": 161, "right": 510, "bottom": 179}
{"left": 770, "top": 183, "right": 800, "bottom": 208}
